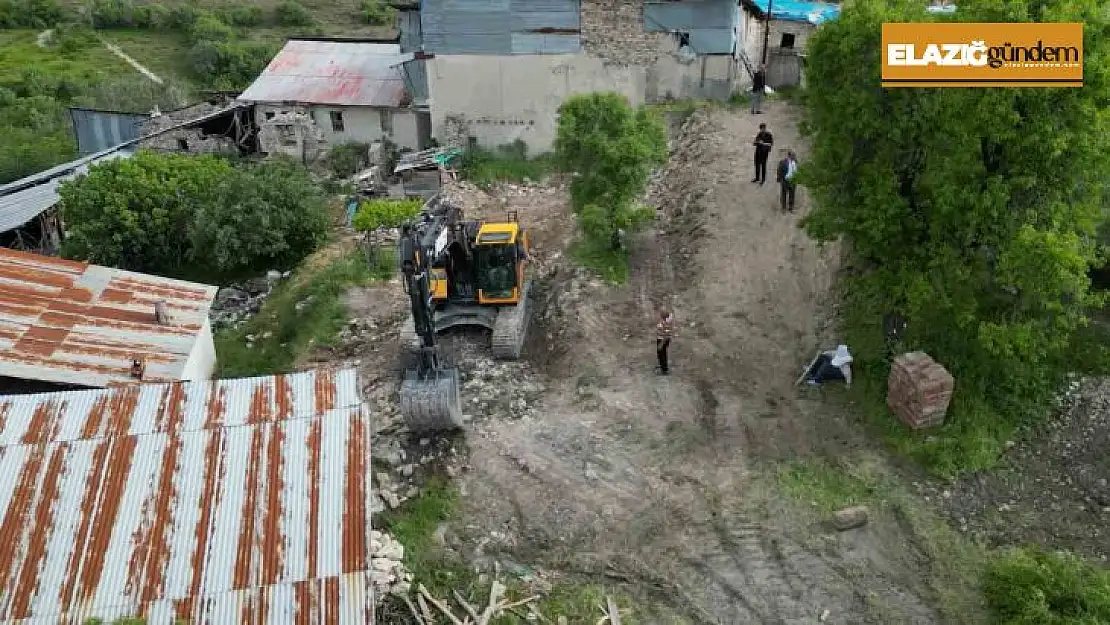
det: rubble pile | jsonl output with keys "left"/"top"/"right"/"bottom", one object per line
{"left": 460, "top": 357, "right": 547, "bottom": 422}
{"left": 369, "top": 529, "right": 413, "bottom": 600}
{"left": 209, "top": 270, "right": 288, "bottom": 329}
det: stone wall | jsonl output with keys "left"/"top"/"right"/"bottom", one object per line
{"left": 580, "top": 0, "right": 671, "bottom": 66}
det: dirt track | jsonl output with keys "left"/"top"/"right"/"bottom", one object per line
{"left": 437, "top": 104, "right": 967, "bottom": 624}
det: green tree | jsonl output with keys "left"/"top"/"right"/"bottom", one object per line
{"left": 190, "top": 158, "right": 329, "bottom": 278}
{"left": 553, "top": 92, "right": 666, "bottom": 253}
{"left": 352, "top": 198, "right": 423, "bottom": 232}
{"left": 58, "top": 153, "right": 329, "bottom": 282}
{"left": 801, "top": 0, "right": 1110, "bottom": 471}
{"left": 59, "top": 152, "right": 234, "bottom": 276}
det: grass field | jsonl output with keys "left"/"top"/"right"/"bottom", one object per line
{"left": 0, "top": 29, "right": 131, "bottom": 86}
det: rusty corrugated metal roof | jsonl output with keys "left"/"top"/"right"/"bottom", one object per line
{"left": 0, "top": 367, "right": 376, "bottom": 624}
{"left": 237, "top": 39, "right": 409, "bottom": 107}
{"left": 0, "top": 248, "right": 218, "bottom": 389}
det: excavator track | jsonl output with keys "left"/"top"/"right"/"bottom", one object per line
{"left": 490, "top": 280, "right": 533, "bottom": 360}
{"left": 399, "top": 367, "right": 464, "bottom": 433}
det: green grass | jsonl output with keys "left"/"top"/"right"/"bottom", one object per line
{"left": 214, "top": 245, "right": 391, "bottom": 377}
{"left": 377, "top": 477, "right": 639, "bottom": 623}
{"left": 773, "top": 456, "right": 988, "bottom": 623}
{"left": 459, "top": 146, "right": 558, "bottom": 189}
{"left": 985, "top": 547, "right": 1110, "bottom": 625}
{"left": 569, "top": 238, "right": 630, "bottom": 283}
{"left": 0, "top": 30, "right": 131, "bottom": 86}
{"left": 99, "top": 29, "right": 197, "bottom": 85}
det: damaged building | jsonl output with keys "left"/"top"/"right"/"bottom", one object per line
{"left": 742, "top": 0, "right": 840, "bottom": 87}
{"left": 399, "top": 0, "right": 767, "bottom": 154}
{"left": 237, "top": 38, "right": 428, "bottom": 161}
{"left": 0, "top": 102, "right": 253, "bottom": 255}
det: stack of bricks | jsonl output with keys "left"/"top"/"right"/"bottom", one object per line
{"left": 887, "top": 352, "right": 955, "bottom": 429}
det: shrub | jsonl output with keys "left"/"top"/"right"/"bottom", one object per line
{"left": 188, "top": 13, "right": 235, "bottom": 43}
{"left": 58, "top": 152, "right": 329, "bottom": 283}
{"left": 274, "top": 0, "right": 313, "bottom": 27}
{"left": 217, "top": 5, "right": 264, "bottom": 27}
{"left": 88, "top": 0, "right": 135, "bottom": 28}
{"left": 0, "top": 0, "right": 64, "bottom": 28}
{"left": 359, "top": 0, "right": 395, "bottom": 26}
{"left": 325, "top": 142, "right": 370, "bottom": 178}
{"left": 352, "top": 198, "right": 423, "bottom": 232}
{"left": 984, "top": 548, "right": 1110, "bottom": 624}
{"left": 132, "top": 3, "right": 171, "bottom": 29}
{"left": 190, "top": 40, "right": 279, "bottom": 90}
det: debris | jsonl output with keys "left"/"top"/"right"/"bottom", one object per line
{"left": 832, "top": 505, "right": 870, "bottom": 531}
{"left": 887, "top": 352, "right": 955, "bottom": 429}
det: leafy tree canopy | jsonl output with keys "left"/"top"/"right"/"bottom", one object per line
{"left": 554, "top": 92, "right": 666, "bottom": 253}
{"left": 59, "top": 152, "right": 329, "bottom": 283}
{"left": 801, "top": 0, "right": 1110, "bottom": 449}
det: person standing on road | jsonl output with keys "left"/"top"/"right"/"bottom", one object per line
{"left": 752, "top": 123, "right": 773, "bottom": 185}
{"left": 751, "top": 65, "right": 766, "bottom": 114}
{"left": 656, "top": 308, "right": 676, "bottom": 375}
{"left": 776, "top": 150, "right": 799, "bottom": 212}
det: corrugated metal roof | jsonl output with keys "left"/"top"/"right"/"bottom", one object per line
{"left": 0, "top": 367, "right": 377, "bottom": 624}
{"left": 0, "top": 248, "right": 218, "bottom": 388}
{"left": 644, "top": 0, "right": 738, "bottom": 54}
{"left": 0, "top": 150, "right": 134, "bottom": 234}
{"left": 749, "top": 0, "right": 840, "bottom": 23}
{"left": 237, "top": 40, "right": 410, "bottom": 107}
{"left": 419, "top": 0, "right": 581, "bottom": 55}
{"left": 69, "top": 108, "right": 148, "bottom": 157}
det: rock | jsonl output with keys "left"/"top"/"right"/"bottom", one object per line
{"left": 381, "top": 490, "right": 401, "bottom": 509}
{"left": 832, "top": 505, "right": 869, "bottom": 531}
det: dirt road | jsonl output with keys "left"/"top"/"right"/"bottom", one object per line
{"left": 432, "top": 104, "right": 975, "bottom": 624}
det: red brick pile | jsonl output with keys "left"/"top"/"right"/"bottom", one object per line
{"left": 887, "top": 352, "right": 955, "bottom": 429}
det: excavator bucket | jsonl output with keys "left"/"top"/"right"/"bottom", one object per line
{"left": 398, "top": 366, "right": 464, "bottom": 433}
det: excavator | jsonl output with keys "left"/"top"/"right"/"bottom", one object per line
{"left": 396, "top": 194, "right": 533, "bottom": 432}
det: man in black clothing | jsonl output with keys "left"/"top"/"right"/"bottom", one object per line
{"left": 751, "top": 64, "right": 766, "bottom": 114}
{"left": 751, "top": 123, "right": 773, "bottom": 184}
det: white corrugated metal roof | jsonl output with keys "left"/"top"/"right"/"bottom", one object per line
{"left": 0, "top": 367, "right": 376, "bottom": 624}
{"left": 0, "top": 248, "right": 218, "bottom": 388}
{"left": 0, "top": 150, "right": 133, "bottom": 233}
{"left": 237, "top": 39, "right": 410, "bottom": 107}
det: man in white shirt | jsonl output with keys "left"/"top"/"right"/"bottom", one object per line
{"left": 776, "top": 150, "right": 798, "bottom": 212}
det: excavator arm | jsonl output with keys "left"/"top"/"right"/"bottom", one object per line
{"left": 395, "top": 202, "right": 465, "bottom": 432}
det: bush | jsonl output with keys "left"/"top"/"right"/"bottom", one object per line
{"left": 554, "top": 92, "right": 666, "bottom": 268}
{"left": 217, "top": 5, "right": 264, "bottom": 27}
{"left": 0, "top": 0, "right": 64, "bottom": 28}
{"left": 132, "top": 3, "right": 171, "bottom": 29}
{"left": 352, "top": 198, "right": 423, "bottom": 232}
{"left": 985, "top": 548, "right": 1110, "bottom": 624}
{"left": 188, "top": 13, "right": 235, "bottom": 43}
{"left": 325, "top": 142, "right": 370, "bottom": 178}
{"left": 58, "top": 152, "right": 329, "bottom": 282}
{"left": 359, "top": 0, "right": 395, "bottom": 26}
{"left": 190, "top": 40, "right": 279, "bottom": 89}
{"left": 88, "top": 0, "right": 135, "bottom": 28}
{"left": 459, "top": 142, "right": 555, "bottom": 188}
{"left": 274, "top": 1, "right": 313, "bottom": 27}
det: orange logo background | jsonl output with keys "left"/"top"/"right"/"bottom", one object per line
{"left": 881, "top": 22, "right": 1083, "bottom": 87}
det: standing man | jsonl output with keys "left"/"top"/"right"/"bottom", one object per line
{"left": 776, "top": 150, "right": 799, "bottom": 212}
{"left": 751, "top": 64, "right": 766, "bottom": 114}
{"left": 751, "top": 123, "right": 773, "bottom": 185}
{"left": 656, "top": 308, "right": 676, "bottom": 375}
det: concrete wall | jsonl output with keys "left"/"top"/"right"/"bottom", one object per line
{"left": 137, "top": 127, "right": 238, "bottom": 155}
{"left": 254, "top": 104, "right": 422, "bottom": 153}
{"left": 740, "top": 17, "right": 815, "bottom": 88}
{"left": 647, "top": 53, "right": 737, "bottom": 101}
{"left": 181, "top": 318, "right": 217, "bottom": 382}
{"left": 426, "top": 54, "right": 644, "bottom": 155}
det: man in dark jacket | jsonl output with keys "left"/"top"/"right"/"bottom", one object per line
{"left": 751, "top": 65, "right": 766, "bottom": 114}
{"left": 776, "top": 150, "right": 798, "bottom": 212}
{"left": 751, "top": 123, "right": 773, "bottom": 184}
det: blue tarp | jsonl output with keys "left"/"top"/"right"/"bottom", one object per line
{"left": 751, "top": 0, "right": 840, "bottom": 24}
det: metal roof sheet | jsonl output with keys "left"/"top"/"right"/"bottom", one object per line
{"left": 237, "top": 40, "right": 410, "bottom": 107}
{"left": 0, "top": 367, "right": 376, "bottom": 624}
{"left": 0, "top": 150, "right": 134, "bottom": 234}
{"left": 419, "top": 0, "right": 582, "bottom": 55}
{"left": 0, "top": 248, "right": 218, "bottom": 388}
{"left": 69, "top": 108, "right": 148, "bottom": 157}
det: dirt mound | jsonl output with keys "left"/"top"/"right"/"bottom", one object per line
{"left": 922, "top": 377, "right": 1110, "bottom": 562}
